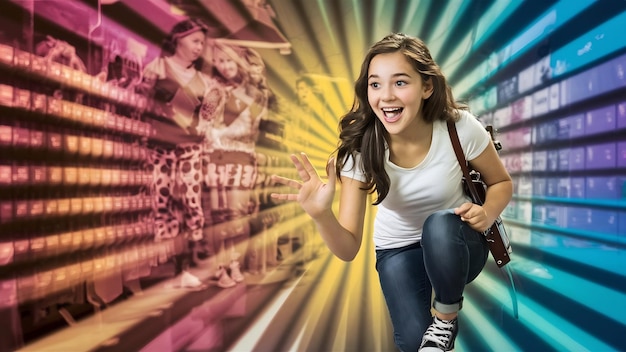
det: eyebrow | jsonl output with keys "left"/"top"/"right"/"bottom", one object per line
{"left": 368, "top": 72, "right": 411, "bottom": 80}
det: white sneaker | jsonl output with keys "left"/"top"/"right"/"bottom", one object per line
{"left": 180, "top": 271, "right": 203, "bottom": 288}
{"left": 216, "top": 266, "right": 236, "bottom": 288}
{"left": 419, "top": 316, "right": 458, "bottom": 351}
{"left": 229, "top": 260, "right": 244, "bottom": 283}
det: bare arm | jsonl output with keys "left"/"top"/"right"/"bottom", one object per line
{"left": 454, "top": 141, "right": 513, "bottom": 232}
{"left": 271, "top": 153, "right": 368, "bottom": 261}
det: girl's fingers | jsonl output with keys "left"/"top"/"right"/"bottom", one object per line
{"left": 270, "top": 193, "right": 299, "bottom": 201}
{"left": 289, "top": 154, "right": 310, "bottom": 181}
{"left": 299, "top": 153, "right": 319, "bottom": 179}
{"left": 290, "top": 153, "right": 320, "bottom": 182}
{"left": 271, "top": 153, "right": 327, "bottom": 203}
{"left": 271, "top": 175, "right": 301, "bottom": 189}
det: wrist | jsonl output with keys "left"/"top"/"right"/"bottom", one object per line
{"left": 311, "top": 208, "right": 334, "bottom": 223}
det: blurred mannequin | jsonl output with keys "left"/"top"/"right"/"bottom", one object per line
{"left": 204, "top": 42, "right": 267, "bottom": 288}
{"left": 139, "top": 18, "right": 225, "bottom": 287}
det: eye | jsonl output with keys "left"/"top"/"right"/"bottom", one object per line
{"left": 395, "top": 80, "right": 407, "bottom": 87}
{"left": 369, "top": 82, "right": 380, "bottom": 89}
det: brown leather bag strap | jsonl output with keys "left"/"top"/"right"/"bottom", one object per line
{"left": 446, "top": 120, "right": 484, "bottom": 205}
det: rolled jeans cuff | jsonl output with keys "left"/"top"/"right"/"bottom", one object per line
{"left": 433, "top": 297, "right": 463, "bottom": 314}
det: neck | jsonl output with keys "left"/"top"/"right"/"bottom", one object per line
{"left": 391, "top": 118, "right": 432, "bottom": 147}
{"left": 387, "top": 120, "right": 434, "bottom": 168}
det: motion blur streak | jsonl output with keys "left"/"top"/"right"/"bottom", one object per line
{"left": 225, "top": 196, "right": 396, "bottom": 352}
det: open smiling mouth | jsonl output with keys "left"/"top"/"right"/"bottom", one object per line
{"left": 382, "top": 107, "right": 403, "bottom": 122}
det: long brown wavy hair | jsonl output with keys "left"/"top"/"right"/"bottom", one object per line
{"left": 335, "top": 33, "right": 467, "bottom": 205}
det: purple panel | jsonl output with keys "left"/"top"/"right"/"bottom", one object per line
{"left": 618, "top": 142, "right": 626, "bottom": 168}
{"left": 546, "top": 177, "right": 559, "bottom": 197}
{"left": 619, "top": 211, "right": 626, "bottom": 237}
{"left": 584, "top": 105, "right": 616, "bottom": 136}
{"left": 533, "top": 150, "right": 547, "bottom": 171}
{"left": 618, "top": 102, "right": 626, "bottom": 129}
{"left": 532, "top": 177, "right": 546, "bottom": 196}
{"left": 586, "top": 143, "right": 616, "bottom": 169}
{"left": 589, "top": 209, "right": 619, "bottom": 235}
{"left": 567, "top": 207, "right": 591, "bottom": 231}
{"left": 586, "top": 176, "right": 620, "bottom": 200}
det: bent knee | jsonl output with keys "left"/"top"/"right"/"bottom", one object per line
{"left": 422, "top": 209, "right": 461, "bottom": 242}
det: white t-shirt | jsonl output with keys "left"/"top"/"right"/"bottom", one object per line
{"left": 341, "top": 111, "right": 491, "bottom": 249}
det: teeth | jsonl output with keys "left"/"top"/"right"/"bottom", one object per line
{"left": 382, "top": 107, "right": 402, "bottom": 119}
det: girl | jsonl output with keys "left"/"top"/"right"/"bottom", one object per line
{"left": 139, "top": 18, "right": 225, "bottom": 282}
{"left": 271, "top": 33, "right": 512, "bottom": 352}
{"left": 204, "top": 42, "right": 267, "bottom": 288}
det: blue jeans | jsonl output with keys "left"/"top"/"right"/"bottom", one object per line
{"left": 376, "top": 209, "right": 489, "bottom": 352}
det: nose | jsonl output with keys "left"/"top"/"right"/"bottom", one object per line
{"left": 381, "top": 86, "right": 395, "bottom": 101}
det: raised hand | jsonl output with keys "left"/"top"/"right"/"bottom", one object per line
{"left": 270, "top": 153, "right": 336, "bottom": 220}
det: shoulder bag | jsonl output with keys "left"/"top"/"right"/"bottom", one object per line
{"left": 446, "top": 121, "right": 512, "bottom": 268}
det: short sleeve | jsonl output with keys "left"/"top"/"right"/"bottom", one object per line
{"left": 340, "top": 153, "right": 367, "bottom": 182}
{"left": 456, "top": 111, "right": 491, "bottom": 161}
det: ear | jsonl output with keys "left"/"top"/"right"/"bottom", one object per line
{"left": 422, "top": 77, "right": 434, "bottom": 99}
